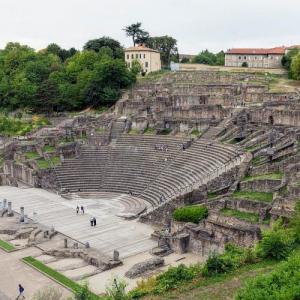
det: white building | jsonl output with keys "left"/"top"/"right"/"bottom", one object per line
{"left": 225, "top": 47, "right": 286, "bottom": 68}
{"left": 125, "top": 45, "right": 161, "bottom": 73}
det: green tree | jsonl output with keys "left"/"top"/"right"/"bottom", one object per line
{"left": 192, "top": 50, "right": 225, "bottom": 66}
{"left": 46, "top": 43, "right": 78, "bottom": 62}
{"left": 281, "top": 49, "right": 299, "bottom": 70}
{"left": 146, "top": 36, "right": 178, "bottom": 67}
{"left": 193, "top": 50, "right": 216, "bottom": 65}
{"left": 83, "top": 37, "right": 124, "bottom": 59}
{"left": 290, "top": 53, "right": 300, "bottom": 80}
{"left": 123, "top": 22, "right": 149, "bottom": 46}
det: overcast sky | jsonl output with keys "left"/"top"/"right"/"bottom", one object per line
{"left": 0, "top": 0, "right": 299, "bottom": 54}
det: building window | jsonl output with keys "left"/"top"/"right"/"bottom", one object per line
{"left": 136, "top": 54, "right": 138, "bottom": 59}
{"left": 131, "top": 54, "right": 134, "bottom": 59}
{"left": 145, "top": 61, "right": 149, "bottom": 68}
{"left": 127, "top": 54, "right": 129, "bottom": 59}
{"left": 239, "top": 56, "right": 241, "bottom": 60}
{"left": 140, "top": 54, "right": 142, "bottom": 58}
{"left": 244, "top": 56, "right": 247, "bottom": 60}
{"left": 143, "top": 54, "right": 146, "bottom": 59}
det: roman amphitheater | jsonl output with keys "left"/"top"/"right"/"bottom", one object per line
{"left": 1, "top": 69, "right": 300, "bottom": 297}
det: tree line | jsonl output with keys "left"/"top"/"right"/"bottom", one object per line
{"left": 0, "top": 38, "right": 138, "bottom": 113}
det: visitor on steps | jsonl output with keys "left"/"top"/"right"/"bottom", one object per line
{"left": 93, "top": 217, "right": 97, "bottom": 226}
{"left": 76, "top": 205, "right": 79, "bottom": 214}
{"left": 81, "top": 205, "right": 85, "bottom": 214}
{"left": 90, "top": 217, "right": 94, "bottom": 226}
{"left": 17, "top": 284, "right": 25, "bottom": 299}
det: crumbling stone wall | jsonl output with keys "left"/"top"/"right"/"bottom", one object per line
{"left": 240, "top": 179, "right": 282, "bottom": 192}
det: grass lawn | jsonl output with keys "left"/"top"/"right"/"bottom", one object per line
{"left": 22, "top": 257, "right": 100, "bottom": 298}
{"left": 232, "top": 191, "right": 273, "bottom": 203}
{"left": 36, "top": 156, "right": 60, "bottom": 169}
{"left": 220, "top": 208, "right": 259, "bottom": 223}
{"left": 252, "top": 155, "right": 265, "bottom": 165}
{"left": 190, "top": 129, "right": 201, "bottom": 137}
{"left": 42, "top": 145, "right": 55, "bottom": 153}
{"left": 207, "top": 192, "right": 218, "bottom": 199}
{"left": 25, "top": 151, "right": 40, "bottom": 160}
{"left": 0, "top": 239, "right": 15, "bottom": 252}
{"left": 243, "top": 172, "right": 283, "bottom": 182}
{"left": 144, "top": 127, "right": 156, "bottom": 135}
{"left": 143, "top": 260, "right": 278, "bottom": 300}
{"left": 129, "top": 128, "right": 140, "bottom": 135}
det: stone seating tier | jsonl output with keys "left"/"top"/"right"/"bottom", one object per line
{"left": 55, "top": 135, "right": 241, "bottom": 207}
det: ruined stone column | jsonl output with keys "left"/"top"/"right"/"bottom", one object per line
{"left": 33, "top": 212, "right": 38, "bottom": 223}
{"left": 7, "top": 201, "right": 13, "bottom": 217}
{"left": 113, "top": 250, "right": 119, "bottom": 261}
{"left": 20, "top": 206, "right": 25, "bottom": 222}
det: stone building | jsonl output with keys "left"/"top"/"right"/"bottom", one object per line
{"left": 225, "top": 47, "right": 286, "bottom": 68}
{"left": 125, "top": 45, "right": 161, "bottom": 73}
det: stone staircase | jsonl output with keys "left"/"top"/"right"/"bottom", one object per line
{"left": 110, "top": 118, "right": 127, "bottom": 140}
{"left": 201, "top": 108, "right": 243, "bottom": 140}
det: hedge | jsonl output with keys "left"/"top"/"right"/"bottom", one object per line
{"left": 173, "top": 205, "right": 208, "bottom": 224}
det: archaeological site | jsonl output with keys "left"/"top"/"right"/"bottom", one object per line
{"left": 1, "top": 66, "right": 300, "bottom": 299}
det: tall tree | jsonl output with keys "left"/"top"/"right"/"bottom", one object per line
{"left": 45, "top": 43, "right": 78, "bottom": 62}
{"left": 83, "top": 37, "right": 124, "bottom": 59}
{"left": 146, "top": 36, "right": 178, "bottom": 67}
{"left": 123, "top": 22, "right": 149, "bottom": 46}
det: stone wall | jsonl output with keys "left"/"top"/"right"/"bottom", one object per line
{"left": 251, "top": 108, "right": 300, "bottom": 127}
{"left": 3, "top": 161, "right": 37, "bottom": 186}
{"left": 207, "top": 198, "right": 270, "bottom": 214}
{"left": 240, "top": 179, "right": 282, "bottom": 192}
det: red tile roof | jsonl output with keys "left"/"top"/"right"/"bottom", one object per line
{"left": 125, "top": 45, "right": 159, "bottom": 53}
{"left": 226, "top": 47, "right": 286, "bottom": 55}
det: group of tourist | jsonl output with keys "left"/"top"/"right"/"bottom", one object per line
{"left": 76, "top": 205, "right": 85, "bottom": 214}
{"left": 76, "top": 205, "right": 97, "bottom": 227}
{"left": 155, "top": 144, "right": 168, "bottom": 152}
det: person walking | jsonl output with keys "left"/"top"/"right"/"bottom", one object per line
{"left": 81, "top": 205, "right": 84, "bottom": 214}
{"left": 76, "top": 205, "right": 79, "bottom": 214}
{"left": 17, "top": 284, "right": 25, "bottom": 299}
{"left": 90, "top": 217, "right": 94, "bottom": 227}
{"left": 93, "top": 217, "right": 97, "bottom": 226}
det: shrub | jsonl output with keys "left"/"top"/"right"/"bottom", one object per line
{"left": 105, "top": 277, "right": 128, "bottom": 300}
{"left": 154, "top": 264, "right": 201, "bottom": 293}
{"left": 74, "top": 282, "right": 99, "bottom": 300}
{"left": 128, "top": 277, "right": 157, "bottom": 299}
{"left": 256, "top": 223, "right": 297, "bottom": 260}
{"left": 236, "top": 251, "right": 300, "bottom": 300}
{"left": 33, "top": 287, "right": 63, "bottom": 300}
{"left": 202, "top": 244, "right": 257, "bottom": 277}
{"left": 172, "top": 205, "right": 208, "bottom": 224}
